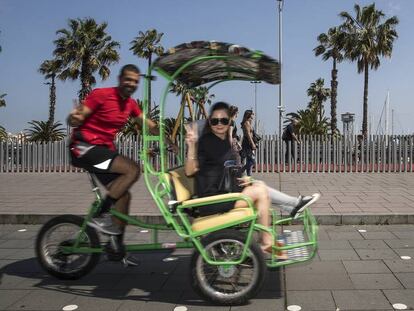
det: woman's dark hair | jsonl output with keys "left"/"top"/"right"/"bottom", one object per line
{"left": 209, "top": 101, "right": 230, "bottom": 116}
{"left": 241, "top": 109, "right": 253, "bottom": 127}
{"left": 203, "top": 101, "right": 230, "bottom": 135}
{"left": 229, "top": 105, "right": 239, "bottom": 118}
{"left": 119, "top": 64, "right": 140, "bottom": 77}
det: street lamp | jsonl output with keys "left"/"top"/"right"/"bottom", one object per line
{"left": 277, "top": 0, "right": 284, "bottom": 161}
{"left": 250, "top": 81, "right": 261, "bottom": 130}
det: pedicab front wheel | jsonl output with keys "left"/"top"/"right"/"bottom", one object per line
{"left": 35, "top": 215, "right": 101, "bottom": 280}
{"left": 190, "top": 229, "right": 266, "bottom": 305}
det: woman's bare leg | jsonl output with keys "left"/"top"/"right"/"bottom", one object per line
{"left": 234, "top": 183, "right": 273, "bottom": 249}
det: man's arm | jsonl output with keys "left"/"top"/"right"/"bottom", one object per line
{"left": 135, "top": 115, "right": 177, "bottom": 151}
{"left": 67, "top": 105, "right": 93, "bottom": 127}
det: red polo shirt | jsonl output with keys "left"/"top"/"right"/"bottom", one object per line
{"left": 72, "top": 87, "right": 142, "bottom": 150}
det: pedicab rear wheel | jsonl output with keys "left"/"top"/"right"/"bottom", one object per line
{"left": 190, "top": 229, "right": 266, "bottom": 305}
{"left": 35, "top": 215, "right": 101, "bottom": 280}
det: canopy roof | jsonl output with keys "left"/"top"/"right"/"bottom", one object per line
{"left": 153, "top": 41, "right": 280, "bottom": 87}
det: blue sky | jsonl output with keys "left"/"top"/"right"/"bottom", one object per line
{"left": 0, "top": 0, "right": 412, "bottom": 135}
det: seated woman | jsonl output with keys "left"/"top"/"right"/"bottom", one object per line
{"left": 184, "top": 102, "right": 319, "bottom": 253}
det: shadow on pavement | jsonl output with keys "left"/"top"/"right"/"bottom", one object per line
{"left": 0, "top": 251, "right": 283, "bottom": 307}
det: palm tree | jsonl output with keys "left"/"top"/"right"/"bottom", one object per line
{"left": 192, "top": 86, "right": 214, "bottom": 119}
{"left": 39, "top": 59, "right": 62, "bottom": 129}
{"left": 0, "top": 93, "right": 6, "bottom": 140}
{"left": 306, "top": 78, "right": 331, "bottom": 123}
{"left": 286, "top": 109, "right": 329, "bottom": 135}
{"left": 340, "top": 3, "right": 398, "bottom": 136}
{"left": 130, "top": 29, "right": 164, "bottom": 112}
{"left": 0, "top": 93, "right": 6, "bottom": 108}
{"left": 314, "top": 27, "right": 345, "bottom": 134}
{"left": 53, "top": 18, "right": 120, "bottom": 100}
{"left": 26, "top": 120, "right": 65, "bottom": 142}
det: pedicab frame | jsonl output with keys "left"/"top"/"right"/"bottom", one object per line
{"left": 35, "top": 41, "right": 319, "bottom": 304}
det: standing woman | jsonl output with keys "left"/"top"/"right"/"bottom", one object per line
{"left": 240, "top": 109, "right": 256, "bottom": 176}
{"left": 229, "top": 105, "right": 242, "bottom": 164}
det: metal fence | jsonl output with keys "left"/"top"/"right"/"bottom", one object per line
{"left": 1, "top": 135, "right": 413, "bottom": 173}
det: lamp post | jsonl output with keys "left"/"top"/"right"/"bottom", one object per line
{"left": 277, "top": 0, "right": 284, "bottom": 162}
{"left": 250, "top": 81, "right": 261, "bottom": 130}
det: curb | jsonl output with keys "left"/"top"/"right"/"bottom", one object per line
{"left": 1, "top": 213, "right": 414, "bottom": 225}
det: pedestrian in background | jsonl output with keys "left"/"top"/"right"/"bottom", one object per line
{"left": 240, "top": 109, "right": 256, "bottom": 176}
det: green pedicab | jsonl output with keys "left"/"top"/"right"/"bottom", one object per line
{"left": 35, "top": 41, "right": 319, "bottom": 305}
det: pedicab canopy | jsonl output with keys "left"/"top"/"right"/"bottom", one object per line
{"left": 152, "top": 41, "right": 281, "bottom": 87}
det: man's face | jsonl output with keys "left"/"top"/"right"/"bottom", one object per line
{"left": 118, "top": 70, "right": 140, "bottom": 98}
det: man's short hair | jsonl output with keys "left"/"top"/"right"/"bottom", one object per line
{"left": 119, "top": 64, "right": 140, "bottom": 77}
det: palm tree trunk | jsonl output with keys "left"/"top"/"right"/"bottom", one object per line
{"left": 362, "top": 62, "right": 369, "bottom": 136}
{"left": 331, "top": 58, "right": 338, "bottom": 134}
{"left": 147, "top": 54, "right": 152, "bottom": 114}
{"left": 47, "top": 75, "right": 56, "bottom": 130}
{"left": 79, "top": 57, "right": 92, "bottom": 101}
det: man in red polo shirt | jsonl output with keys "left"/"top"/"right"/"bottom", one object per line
{"left": 68, "top": 64, "right": 157, "bottom": 264}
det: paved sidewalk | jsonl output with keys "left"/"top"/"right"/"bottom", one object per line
{"left": 0, "top": 224, "right": 414, "bottom": 310}
{"left": 0, "top": 173, "right": 414, "bottom": 224}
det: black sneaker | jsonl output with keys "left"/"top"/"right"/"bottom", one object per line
{"left": 88, "top": 213, "right": 122, "bottom": 235}
{"left": 104, "top": 238, "right": 140, "bottom": 267}
{"left": 290, "top": 193, "right": 321, "bottom": 219}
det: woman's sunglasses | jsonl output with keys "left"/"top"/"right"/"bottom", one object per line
{"left": 210, "top": 118, "right": 230, "bottom": 126}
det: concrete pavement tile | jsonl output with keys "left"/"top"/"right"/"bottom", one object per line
{"left": 4, "top": 249, "right": 35, "bottom": 260}
{"left": 161, "top": 275, "right": 193, "bottom": 291}
{"left": 230, "top": 291, "right": 285, "bottom": 310}
{"left": 342, "top": 260, "right": 391, "bottom": 274}
{"left": 261, "top": 269, "right": 284, "bottom": 291}
{"left": 384, "top": 239, "right": 414, "bottom": 248}
{"left": 395, "top": 273, "right": 414, "bottom": 289}
{"left": 286, "top": 272, "right": 353, "bottom": 290}
{"left": 114, "top": 274, "right": 169, "bottom": 291}
{"left": 317, "top": 240, "right": 353, "bottom": 250}
{"left": 178, "top": 290, "right": 233, "bottom": 310}
{"left": 384, "top": 259, "right": 414, "bottom": 273}
{"left": 315, "top": 229, "right": 330, "bottom": 240}
{"left": 360, "top": 231, "right": 398, "bottom": 240}
{"left": 386, "top": 225, "right": 414, "bottom": 232}
{"left": 335, "top": 196, "right": 364, "bottom": 203}
{"left": 127, "top": 291, "right": 182, "bottom": 311}
{"left": 66, "top": 292, "right": 125, "bottom": 311}
{"left": 6, "top": 289, "right": 76, "bottom": 310}
{"left": 324, "top": 225, "right": 361, "bottom": 232}
{"left": 318, "top": 249, "right": 360, "bottom": 261}
{"left": 1, "top": 230, "right": 38, "bottom": 240}
{"left": 392, "top": 248, "right": 414, "bottom": 258}
{"left": 355, "top": 248, "right": 399, "bottom": 260}
{"left": 61, "top": 273, "right": 125, "bottom": 291}
{"left": 349, "top": 273, "right": 403, "bottom": 289}
{"left": 383, "top": 289, "right": 414, "bottom": 311}
{"left": 286, "top": 261, "right": 347, "bottom": 275}
{"left": 0, "top": 258, "right": 43, "bottom": 274}
{"left": 0, "top": 249, "right": 19, "bottom": 260}
{"left": 286, "top": 290, "right": 336, "bottom": 311}
{"left": 327, "top": 232, "right": 364, "bottom": 240}
{"left": 0, "top": 239, "right": 34, "bottom": 249}
{"left": 349, "top": 239, "right": 391, "bottom": 249}
{"left": 332, "top": 290, "right": 392, "bottom": 310}
{"left": 0, "top": 273, "right": 57, "bottom": 290}
{"left": 0, "top": 289, "right": 32, "bottom": 310}
{"left": 392, "top": 231, "right": 414, "bottom": 239}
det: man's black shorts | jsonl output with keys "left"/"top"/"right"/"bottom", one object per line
{"left": 70, "top": 142, "right": 120, "bottom": 186}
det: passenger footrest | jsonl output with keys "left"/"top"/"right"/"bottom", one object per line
{"left": 279, "top": 230, "right": 310, "bottom": 260}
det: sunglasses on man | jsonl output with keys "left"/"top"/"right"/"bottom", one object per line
{"left": 210, "top": 118, "right": 230, "bottom": 126}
